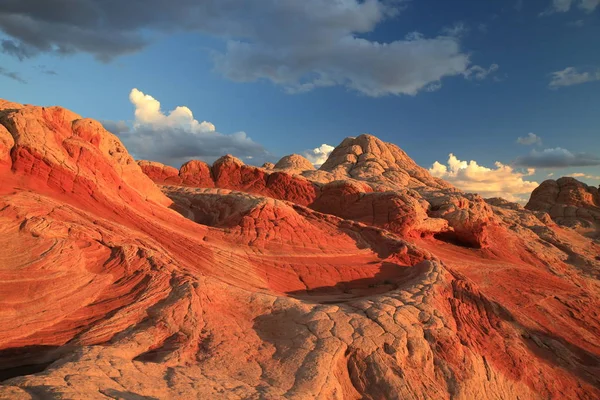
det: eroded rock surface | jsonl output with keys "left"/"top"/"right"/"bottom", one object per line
{"left": 0, "top": 100, "right": 599, "bottom": 400}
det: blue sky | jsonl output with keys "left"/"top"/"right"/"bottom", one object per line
{"left": 0, "top": 0, "right": 599, "bottom": 202}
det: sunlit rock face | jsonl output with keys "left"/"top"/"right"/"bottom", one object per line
{"left": 1, "top": 99, "right": 599, "bottom": 400}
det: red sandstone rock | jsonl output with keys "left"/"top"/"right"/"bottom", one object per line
{"left": 137, "top": 160, "right": 181, "bottom": 184}
{"left": 0, "top": 103, "right": 170, "bottom": 208}
{"left": 311, "top": 180, "right": 448, "bottom": 237}
{"left": 0, "top": 123, "right": 13, "bottom": 169}
{"left": 179, "top": 159, "right": 214, "bottom": 187}
{"left": 139, "top": 155, "right": 320, "bottom": 206}
{"left": 0, "top": 99, "right": 599, "bottom": 400}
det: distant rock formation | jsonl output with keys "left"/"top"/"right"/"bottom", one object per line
{"left": 274, "top": 153, "right": 315, "bottom": 173}
{"left": 1, "top": 99, "right": 599, "bottom": 399}
{"left": 318, "top": 134, "right": 452, "bottom": 190}
{"left": 526, "top": 177, "right": 600, "bottom": 235}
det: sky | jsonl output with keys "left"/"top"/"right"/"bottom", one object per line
{"left": 0, "top": 0, "right": 599, "bottom": 203}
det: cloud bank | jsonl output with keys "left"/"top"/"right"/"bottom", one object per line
{"left": 513, "top": 147, "right": 600, "bottom": 168}
{"left": 430, "top": 154, "right": 539, "bottom": 203}
{"left": 0, "top": 0, "right": 496, "bottom": 96}
{"left": 103, "top": 89, "right": 271, "bottom": 167}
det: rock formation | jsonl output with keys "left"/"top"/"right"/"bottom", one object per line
{"left": 0, "top": 100, "right": 599, "bottom": 399}
{"left": 274, "top": 154, "right": 316, "bottom": 174}
{"left": 526, "top": 177, "right": 600, "bottom": 236}
{"left": 318, "top": 134, "right": 452, "bottom": 190}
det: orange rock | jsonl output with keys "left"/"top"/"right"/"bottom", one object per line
{"left": 179, "top": 159, "right": 214, "bottom": 187}
{"left": 0, "top": 99, "right": 599, "bottom": 400}
{"left": 138, "top": 160, "right": 182, "bottom": 184}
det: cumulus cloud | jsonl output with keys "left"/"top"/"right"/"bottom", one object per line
{"left": 102, "top": 89, "right": 272, "bottom": 167}
{"left": 429, "top": 154, "right": 538, "bottom": 203}
{"left": 0, "top": 0, "right": 496, "bottom": 97}
{"left": 517, "top": 133, "right": 543, "bottom": 146}
{"left": 0, "top": 66, "right": 26, "bottom": 83}
{"left": 541, "top": 0, "right": 600, "bottom": 15}
{"left": 304, "top": 144, "right": 335, "bottom": 167}
{"left": 513, "top": 147, "right": 600, "bottom": 168}
{"left": 549, "top": 67, "right": 600, "bottom": 88}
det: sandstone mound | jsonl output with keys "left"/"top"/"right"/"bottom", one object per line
{"left": 526, "top": 177, "right": 600, "bottom": 235}
{"left": 319, "top": 134, "right": 452, "bottom": 190}
{"left": 0, "top": 103, "right": 170, "bottom": 209}
{"left": 1, "top": 99, "right": 599, "bottom": 399}
{"left": 274, "top": 154, "right": 315, "bottom": 173}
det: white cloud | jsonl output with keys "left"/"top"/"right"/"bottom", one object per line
{"left": 568, "top": 172, "right": 600, "bottom": 180}
{"left": 549, "top": 67, "right": 600, "bottom": 88}
{"left": 464, "top": 64, "right": 499, "bottom": 81}
{"left": 103, "top": 89, "right": 271, "bottom": 167}
{"left": 514, "top": 147, "right": 600, "bottom": 168}
{"left": 430, "top": 154, "right": 538, "bottom": 203}
{"left": 129, "top": 89, "right": 216, "bottom": 133}
{"left": 517, "top": 132, "right": 543, "bottom": 146}
{"left": 304, "top": 144, "right": 335, "bottom": 167}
